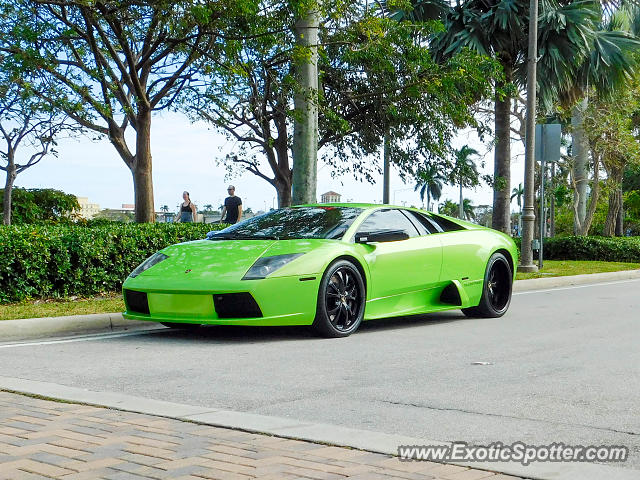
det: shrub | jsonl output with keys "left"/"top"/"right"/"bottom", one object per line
{"left": 543, "top": 236, "right": 640, "bottom": 262}
{"left": 514, "top": 235, "right": 640, "bottom": 262}
{"left": 0, "top": 188, "right": 80, "bottom": 224}
{"left": 0, "top": 222, "right": 225, "bottom": 303}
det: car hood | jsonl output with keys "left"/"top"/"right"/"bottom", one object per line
{"left": 129, "top": 238, "right": 330, "bottom": 290}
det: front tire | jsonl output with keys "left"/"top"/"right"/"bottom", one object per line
{"left": 462, "top": 252, "right": 513, "bottom": 318}
{"left": 313, "top": 260, "right": 365, "bottom": 338}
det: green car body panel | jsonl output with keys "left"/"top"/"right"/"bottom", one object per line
{"left": 122, "top": 204, "right": 518, "bottom": 327}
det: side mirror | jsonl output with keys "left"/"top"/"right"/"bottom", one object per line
{"left": 355, "top": 230, "right": 410, "bottom": 244}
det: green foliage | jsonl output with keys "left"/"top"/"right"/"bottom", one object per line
{"left": 0, "top": 222, "right": 226, "bottom": 303}
{"left": 543, "top": 236, "right": 640, "bottom": 262}
{"left": 0, "top": 187, "right": 79, "bottom": 224}
{"left": 513, "top": 235, "right": 640, "bottom": 262}
{"left": 195, "top": 1, "right": 500, "bottom": 196}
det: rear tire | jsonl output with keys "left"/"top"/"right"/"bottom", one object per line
{"left": 312, "top": 260, "right": 365, "bottom": 338}
{"left": 462, "top": 252, "right": 513, "bottom": 318}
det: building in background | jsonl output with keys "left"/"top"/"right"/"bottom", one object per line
{"left": 320, "top": 191, "right": 341, "bottom": 203}
{"left": 75, "top": 197, "right": 101, "bottom": 219}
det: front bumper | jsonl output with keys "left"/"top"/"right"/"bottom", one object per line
{"left": 122, "top": 275, "right": 320, "bottom": 326}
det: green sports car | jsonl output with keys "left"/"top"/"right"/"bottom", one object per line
{"left": 122, "top": 204, "right": 518, "bottom": 337}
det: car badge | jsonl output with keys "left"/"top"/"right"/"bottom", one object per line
{"left": 185, "top": 269, "right": 192, "bottom": 274}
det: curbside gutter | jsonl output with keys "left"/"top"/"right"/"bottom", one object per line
{"left": 0, "top": 313, "right": 152, "bottom": 342}
{"left": 2, "top": 269, "right": 639, "bottom": 342}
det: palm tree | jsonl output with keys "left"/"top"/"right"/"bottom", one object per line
{"left": 461, "top": 198, "right": 476, "bottom": 221}
{"left": 511, "top": 183, "right": 524, "bottom": 215}
{"left": 403, "top": 0, "right": 600, "bottom": 234}
{"left": 203, "top": 204, "right": 213, "bottom": 212}
{"left": 414, "top": 163, "right": 445, "bottom": 211}
{"left": 451, "top": 146, "right": 480, "bottom": 220}
{"left": 438, "top": 199, "right": 458, "bottom": 217}
{"left": 160, "top": 205, "right": 169, "bottom": 213}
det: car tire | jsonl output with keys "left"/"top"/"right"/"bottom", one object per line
{"left": 161, "top": 322, "right": 201, "bottom": 330}
{"left": 312, "top": 260, "right": 366, "bottom": 338}
{"left": 462, "top": 252, "right": 513, "bottom": 318}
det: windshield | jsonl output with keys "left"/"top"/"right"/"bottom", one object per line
{"left": 208, "top": 207, "right": 363, "bottom": 240}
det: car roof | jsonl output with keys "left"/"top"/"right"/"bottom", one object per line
{"left": 297, "top": 203, "right": 408, "bottom": 210}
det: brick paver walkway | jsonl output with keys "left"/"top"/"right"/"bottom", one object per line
{"left": 0, "top": 391, "right": 523, "bottom": 480}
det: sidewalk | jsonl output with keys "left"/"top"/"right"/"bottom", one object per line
{"left": 0, "top": 391, "right": 520, "bottom": 480}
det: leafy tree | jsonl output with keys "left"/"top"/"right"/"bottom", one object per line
{"left": 0, "top": 187, "right": 79, "bottom": 224}
{"left": 1, "top": 0, "right": 258, "bottom": 222}
{"left": 583, "top": 81, "right": 640, "bottom": 236}
{"left": 439, "top": 197, "right": 475, "bottom": 220}
{"left": 194, "top": 2, "right": 499, "bottom": 206}
{"left": 0, "top": 79, "right": 78, "bottom": 225}
{"left": 406, "top": 0, "right": 602, "bottom": 233}
{"left": 450, "top": 145, "right": 479, "bottom": 219}
{"left": 556, "top": 8, "right": 640, "bottom": 235}
{"left": 414, "top": 162, "right": 444, "bottom": 211}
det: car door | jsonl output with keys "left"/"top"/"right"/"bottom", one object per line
{"left": 354, "top": 208, "right": 443, "bottom": 319}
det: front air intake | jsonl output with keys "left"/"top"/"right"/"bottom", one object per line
{"left": 213, "top": 293, "right": 263, "bottom": 319}
{"left": 125, "top": 290, "right": 150, "bottom": 315}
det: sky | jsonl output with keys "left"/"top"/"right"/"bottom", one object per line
{"left": 14, "top": 111, "right": 526, "bottom": 214}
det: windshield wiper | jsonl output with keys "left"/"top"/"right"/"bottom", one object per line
{"left": 206, "top": 233, "right": 279, "bottom": 241}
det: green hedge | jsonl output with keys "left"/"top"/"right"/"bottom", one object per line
{"left": 514, "top": 235, "right": 640, "bottom": 263}
{"left": 0, "top": 223, "right": 225, "bottom": 303}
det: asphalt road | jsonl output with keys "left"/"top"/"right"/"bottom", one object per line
{"left": 1, "top": 278, "right": 639, "bottom": 470}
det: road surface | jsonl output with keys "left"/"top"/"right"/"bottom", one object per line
{"left": 1, "top": 278, "right": 638, "bottom": 469}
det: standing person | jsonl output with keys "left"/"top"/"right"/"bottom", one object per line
{"left": 178, "top": 191, "right": 197, "bottom": 223}
{"left": 220, "top": 185, "right": 242, "bottom": 224}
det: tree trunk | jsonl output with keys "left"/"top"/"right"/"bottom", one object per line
{"left": 571, "top": 98, "right": 589, "bottom": 235}
{"left": 578, "top": 151, "right": 600, "bottom": 236}
{"left": 2, "top": 161, "right": 17, "bottom": 226}
{"left": 615, "top": 187, "right": 624, "bottom": 236}
{"left": 132, "top": 110, "right": 155, "bottom": 223}
{"left": 603, "top": 165, "right": 623, "bottom": 237}
{"left": 492, "top": 75, "right": 511, "bottom": 234}
{"left": 276, "top": 178, "right": 292, "bottom": 208}
{"left": 291, "top": 4, "right": 319, "bottom": 205}
{"left": 459, "top": 178, "right": 464, "bottom": 220}
{"left": 383, "top": 129, "right": 390, "bottom": 204}
{"left": 550, "top": 162, "right": 555, "bottom": 236}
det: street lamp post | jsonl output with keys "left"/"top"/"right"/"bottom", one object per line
{"left": 518, "top": 0, "right": 539, "bottom": 273}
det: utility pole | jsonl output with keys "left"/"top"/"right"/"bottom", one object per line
{"left": 518, "top": 0, "right": 539, "bottom": 273}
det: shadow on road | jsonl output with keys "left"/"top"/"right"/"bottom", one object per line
{"left": 145, "top": 310, "right": 468, "bottom": 344}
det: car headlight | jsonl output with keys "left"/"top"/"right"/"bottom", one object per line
{"left": 129, "top": 252, "right": 168, "bottom": 278}
{"left": 242, "top": 253, "right": 304, "bottom": 280}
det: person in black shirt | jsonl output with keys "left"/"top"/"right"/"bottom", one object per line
{"left": 220, "top": 185, "right": 243, "bottom": 224}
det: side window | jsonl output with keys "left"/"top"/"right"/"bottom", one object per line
{"left": 406, "top": 211, "right": 439, "bottom": 234}
{"left": 357, "top": 209, "right": 420, "bottom": 238}
{"left": 428, "top": 214, "right": 466, "bottom": 232}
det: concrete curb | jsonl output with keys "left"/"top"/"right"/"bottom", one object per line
{"left": 2, "top": 270, "right": 639, "bottom": 342}
{"left": 0, "top": 313, "right": 148, "bottom": 342}
{"left": 0, "top": 376, "right": 637, "bottom": 480}
{"left": 512, "top": 268, "right": 640, "bottom": 292}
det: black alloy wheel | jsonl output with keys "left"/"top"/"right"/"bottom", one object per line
{"left": 313, "top": 260, "right": 365, "bottom": 337}
{"left": 462, "top": 252, "right": 513, "bottom": 318}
